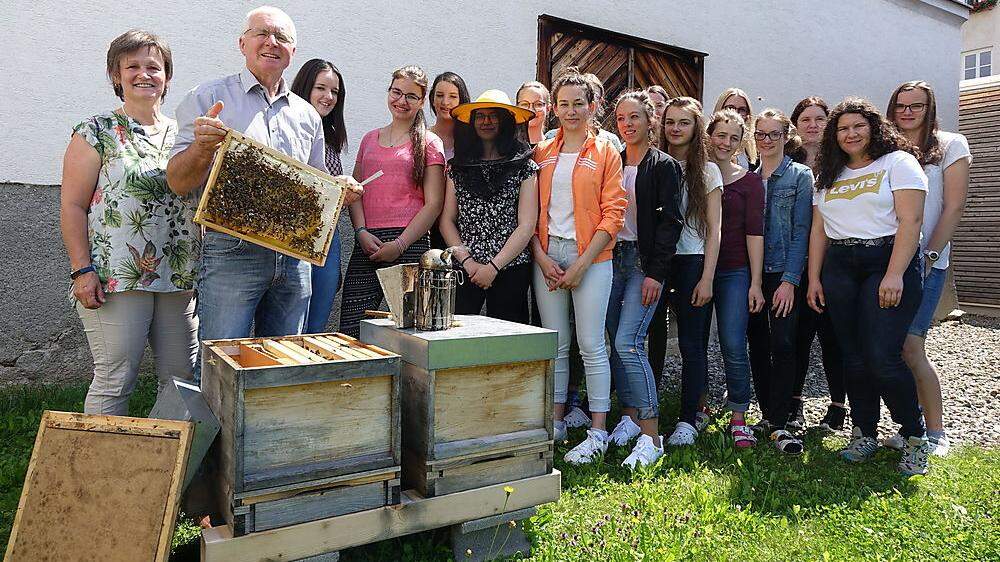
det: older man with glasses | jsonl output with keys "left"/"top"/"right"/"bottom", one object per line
{"left": 167, "top": 5, "right": 361, "bottom": 363}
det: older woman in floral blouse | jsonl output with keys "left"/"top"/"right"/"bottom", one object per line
{"left": 60, "top": 30, "right": 199, "bottom": 414}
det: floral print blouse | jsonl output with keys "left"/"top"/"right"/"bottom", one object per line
{"left": 73, "top": 111, "right": 200, "bottom": 293}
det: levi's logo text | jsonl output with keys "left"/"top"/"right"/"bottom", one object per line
{"left": 825, "top": 170, "right": 886, "bottom": 202}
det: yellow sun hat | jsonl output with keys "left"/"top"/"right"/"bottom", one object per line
{"left": 451, "top": 89, "right": 536, "bottom": 125}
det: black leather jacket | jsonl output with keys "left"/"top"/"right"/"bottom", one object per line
{"left": 621, "top": 146, "right": 684, "bottom": 282}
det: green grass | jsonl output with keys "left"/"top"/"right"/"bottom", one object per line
{"left": 2, "top": 379, "right": 997, "bottom": 561}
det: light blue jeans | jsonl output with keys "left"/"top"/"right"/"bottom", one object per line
{"left": 305, "top": 229, "right": 342, "bottom": 333}
{"left": 606, "top": 241, "right": 661, "bottom": 420}
{"left": 713, "top": 266, "right": 753, "bottom": 412}
{"left": 533, "top": 236, "right": 613, "bottom": 413}
{"left": 196, "top": 231, "right": 311, "bottom": 379}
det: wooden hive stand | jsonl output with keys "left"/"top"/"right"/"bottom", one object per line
{"left": 360, "top": 315, "right": 557, "bottom": 498}
{"left": 200, "top": 332, "right": 401, "bottom": 535}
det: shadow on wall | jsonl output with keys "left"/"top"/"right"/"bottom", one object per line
{"left": 0, "top": 182, "right": 357, "bottom": 386}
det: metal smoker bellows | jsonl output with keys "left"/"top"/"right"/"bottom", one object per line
{"left": 414, "top": 249, "right": 462, "bottom": 331}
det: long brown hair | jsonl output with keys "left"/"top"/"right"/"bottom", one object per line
{"left": 390, "top": 65, "right": 429, "bottom": 184}
{"left": 756, "top": 108, "right": 807, "bottom": 164}
{"left": 816, "top": 97, "right": 917, "bottom": 191}
{"left": 662, "top": 97, "right": 710, "bottom": 237}
{"left": 887, "top": 80, "right": 942, "bottom": 166}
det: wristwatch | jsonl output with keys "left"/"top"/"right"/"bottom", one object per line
{"left": 924, "top": 249, "right": 940, "bottom": 262}
{"left": 70, "top": 265, "right": 96, "bottom": 280}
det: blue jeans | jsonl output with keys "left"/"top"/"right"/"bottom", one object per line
{"left": 908, "top": 266, "right": 946, "bottom": 338}
{"left": 713, "top": 267, "right": 753, "bottom": 412}
{"left": 606, "top": 241, "right": 660, "bottom": 420}
{"left": 197, "top": 231, "right": 311, "bottom": 369}
{"left": 305, "top": 230, "right": 342, "bottom": 333}
{"left": 822, "top": 243, "right": 924, "bottom": 439}
{"left": 669, "top": 255, "right": 713, "bottom": 426}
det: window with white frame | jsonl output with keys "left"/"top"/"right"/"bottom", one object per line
{"left": 964, "top": 49, "right": 992, "bottom": 80}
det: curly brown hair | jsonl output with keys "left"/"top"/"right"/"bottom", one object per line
{"left": 815, "top": 97, "right": 917, "bottom": 191}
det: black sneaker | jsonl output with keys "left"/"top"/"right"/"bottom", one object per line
{"left": 817, "top": 403, "right": 847, "bottom": 431}
{"left": 786, "top": 399, "right": 805, "bottom": 431}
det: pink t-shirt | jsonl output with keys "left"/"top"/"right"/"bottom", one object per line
{"left": 354, "top": 128, "right": 446, "bottom": 228}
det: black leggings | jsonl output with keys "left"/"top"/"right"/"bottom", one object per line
{"left": 795, "top": 276, "right": 846, "bottom": 404}
{"left": 748, "top": 273, "right": 802, "bottom": 428}
{"left": 455, "top": 263, "right": 531, "bottom": 323}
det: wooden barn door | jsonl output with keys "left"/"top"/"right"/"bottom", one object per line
{"left": 954, "top": 84, "right": 1000, "bottom": 309}
{"left": 537, "top": 15, "right": 705, "bottom": 131}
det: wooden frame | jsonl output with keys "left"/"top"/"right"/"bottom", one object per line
{"left": 194, "top": 129, "right": 347, "bottom": 266}
{"left": 5, "top": 411, "right": 193, "bottom": 562}
{"left": 201, "top": 470, "right": 561, "bottom": 562}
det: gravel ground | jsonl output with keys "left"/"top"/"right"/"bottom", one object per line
{"left": 659, "top": 314, "right": 1000, "bottom": 448}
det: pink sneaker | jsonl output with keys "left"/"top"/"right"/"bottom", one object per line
{"left": 730, "top": 421, "right": 757, "bottom": 448}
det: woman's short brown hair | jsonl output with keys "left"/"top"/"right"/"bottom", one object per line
{"left": 106, "top": 29, "right": 173, "bottom": 101}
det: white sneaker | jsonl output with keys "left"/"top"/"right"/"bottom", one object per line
{"left": 563, "top": 406, "right": 592, "bottom": 428}
{"left": 666, "top": 421, "right": 698, "bottom": 446}
{"left": 553, "top": 420, "right": 567, "bottom": 442}
{"left": 929, "top": 434, "right": 951, "bottom": 457}
{"left": 622, "top": 434, "right": 664, "bottom": 469}
{"left": 694, "top": 410, "right": 711, "bottom": 433}
{"left": 882, "top": 432, "right": 906, "bottom": 451}
{"left": 563, "top": 428, "right": 609, "bottom": 465}
{"left": 608, "top": 416, "right": 641, "bottom": 446}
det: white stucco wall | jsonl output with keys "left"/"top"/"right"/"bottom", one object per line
{"left": 4, "top": 0, "right": 967, "bottom": 185}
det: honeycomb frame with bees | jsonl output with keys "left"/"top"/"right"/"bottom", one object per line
{"left": 194, "top": 129, "right": 346, "bottom": 266}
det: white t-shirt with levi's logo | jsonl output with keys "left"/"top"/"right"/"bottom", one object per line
{"left": 813, "top": 151, "right": 927, "bottom": 240}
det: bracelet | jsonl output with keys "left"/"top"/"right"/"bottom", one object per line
{"left": 394, "top": 238, "right": 405, "bottom": 254}
{"left": 70, "top": 265, "right": 96, "bottom": 280}
{"left": 488, "top": 260, "right": 501, "bottom": 273}
{"left": 460, "top": 256, "right": 473, "bottom": 266}
{"left": 355, "top": 226, "right": 368, "bottom": 235}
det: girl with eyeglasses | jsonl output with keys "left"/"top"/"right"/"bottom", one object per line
{"left": 657, "top": 98, "right": 723, "bottom": 447}
{"left": 881, "top": 80, "right": 971, "bottom": 457}
{"left": 516, "top": 81, "right": 551, "bottom": 146}
{"left": 807, "top": 97, "right": 931, "bottom": 475}
{"left": 705, "top": 109, "right": 765, "bottom": 449}
{"left": 340, "top": 65, "right": 446, "bottom": 336}
{"left": 291, "top": 59, "right": 351, "bottom": 334}
{"left": 532, "top": 68, "right": 626, "bottom": 465}
{"left": 745, "top": 109, "right": 814, "bottom": 454}
{"left": 713, "top": 88, "right": 758, "bottom": 169}
{"left": 604, "top": 90, "right": 684, "bottom": 467}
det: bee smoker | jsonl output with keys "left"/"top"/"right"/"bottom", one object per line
{"left": 414, "top": 248, "right": 463, "bottom": 331}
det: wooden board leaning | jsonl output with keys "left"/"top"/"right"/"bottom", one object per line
{"left": 4, "top": 411, "right": 193, "bottom": 562}
{"left": 194, "top": 129, "right": 347, "bottom": 266}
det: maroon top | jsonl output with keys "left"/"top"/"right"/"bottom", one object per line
{"left": 718, "top": 171, "right": 764, "bottom": 271}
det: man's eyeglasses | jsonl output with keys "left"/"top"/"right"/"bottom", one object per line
{"left": 388, "top": 87, "right": 422, "bottom": 105}
{"left": 893, "top": 103, "right": 927, "bottom": 114}
{"left": 243, "top": 27, "right": 295, "bottom": 45}
{"left": 754, "top": 131, "right": 784, "bottom": 141}
{"left": 723, "top": 105, "right": 750, "bottom": 117}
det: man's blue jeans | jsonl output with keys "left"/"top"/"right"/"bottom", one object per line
{"left": 713, "top": 266, "right": 753, "bottom": 412}
{"left": 196, "top": 231, "right": 311, "bottom": 378}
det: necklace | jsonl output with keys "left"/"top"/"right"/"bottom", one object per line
{"left": 385, "top": 126, "right": 410, "bottom": 147}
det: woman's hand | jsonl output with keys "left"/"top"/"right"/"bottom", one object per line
{"left": 878, "top": 272, "right": 904, "bottom": 308}
{"left": 806, "top": 279, "right": 825, "bottom": 313}
{"left": 641, "top": 277, "right": 662, "bottom": 307}
{"left": 748, "top": 283, "right": 765, "bottom": 314}
{"left": 557, "top": 261, "right": 588, "bottom": 290}
{"left": 691, "top": 277, "right": 713, "bottom": 307}
{"left": 370, "top": 239, "right": 404, "bottom": 263}
{"left": 536, "top": 254, "right": 564, "bottom": 291}
{"left": 463, "top": 259, "right": 482, "bottom": 279}
{"left": 357, "top": 230, "right": 383, "bottom": 256}
{"left": 772, "top": 281, "right": 796, "bottom": 318}
{"left": 73, "top": 271, "right": 106, "bottom": 309}
{"left": 470, "top": 263, "right": 498, "bottom": 289}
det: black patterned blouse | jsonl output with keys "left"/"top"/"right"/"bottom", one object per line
{"left": 448, "top": 154, "right": 538, "bottom": 267}
{"left": 324, "top": 143, "right": 343, "bottom": 176}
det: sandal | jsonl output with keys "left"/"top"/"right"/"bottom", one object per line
{"left": 771, "top": 429, "right": 804, "bottom": 455}
{"left": 730, "top": 422, "right": 757, "bottom": 448}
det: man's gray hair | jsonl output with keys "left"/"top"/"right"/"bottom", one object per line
{"left": 243, "top": 5, "right": 297, "bottom": 43}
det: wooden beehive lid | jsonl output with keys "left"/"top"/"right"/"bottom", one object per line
{"left": 360, "top": 315, "right": 557, "bottom": 370}
{"left": 193, "top": 129, "right": 346, "bottom": 266}
{"left": 4, "top": 411, "right": 193, "bottom": 562}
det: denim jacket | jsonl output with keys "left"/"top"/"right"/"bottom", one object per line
{"left": 757, "top": 156, "right": 813, "bottom": 285}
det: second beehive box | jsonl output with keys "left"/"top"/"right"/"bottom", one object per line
{"left": 360, "top": 315, "right": 556, "bottom": 497}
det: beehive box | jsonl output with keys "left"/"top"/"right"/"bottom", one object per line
{"left": 194, "top": 129, "right": 347, "bottom": 266}
{"left": 200, "top": 333, "right": 400, "bottom": 535}
{"left": 360, "top": 315, "right": 556, "bottom": 497}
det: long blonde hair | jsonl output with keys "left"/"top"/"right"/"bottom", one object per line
{"left": 713, "top": 87, "right": 757, "bottom": 163}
